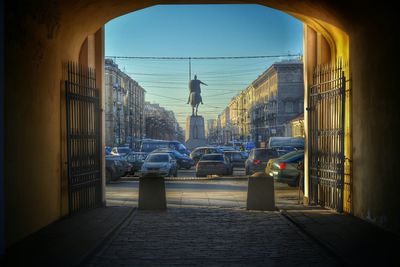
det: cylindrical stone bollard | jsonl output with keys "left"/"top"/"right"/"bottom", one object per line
{"left": 246, "top": 172, "right": 275, "bottom": 211}
{"left": 138, "top": 176, "right": 167, "bottom": 210}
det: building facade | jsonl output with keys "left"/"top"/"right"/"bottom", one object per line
{"left": 216, "top": 60, "right": 304, "bottom": 146}
{"left": 249, "top": 60, "right": 304, "bottom": 143}
{"left": 105, "top": 59, "right": 145, "bottom": 148}
{"left": 144, "top": 102, "right": 181, "bottom": 141}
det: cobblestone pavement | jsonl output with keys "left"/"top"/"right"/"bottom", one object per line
{"left": 84, "top": 207, "right": 340, "bottom": 266}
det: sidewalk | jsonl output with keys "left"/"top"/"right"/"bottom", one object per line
{"left": 279, "top": 204, "right": 399, "bottom": 266}
{"left": 2, "top": 195, "right": 399, "bottom": 266}
{"left": 2, "top": 206, "right": 134, "bottom": 266}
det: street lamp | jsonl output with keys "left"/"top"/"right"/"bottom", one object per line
{"left": 129, "top": 107, "right": 133, "bottom": 149}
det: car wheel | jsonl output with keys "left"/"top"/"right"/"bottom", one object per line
{"left": 173, "top": 169, "right": 178, "bottom": 177}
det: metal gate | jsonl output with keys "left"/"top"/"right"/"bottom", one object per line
{"left": 308, "top": 61, "right": 346, "bottom": 212}
{"left": 65, "top": 62, "right": 102, "bottom": 214}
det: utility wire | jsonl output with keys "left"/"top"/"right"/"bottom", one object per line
{"left": 106, "top": 53, "right": 301, "bottom": 60}
{"left": 145, "top": 92, "right": 222, "bottom": 109}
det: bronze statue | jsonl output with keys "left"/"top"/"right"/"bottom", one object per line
{"left": 187, "top": 74, "right": 207, "bottom": 116}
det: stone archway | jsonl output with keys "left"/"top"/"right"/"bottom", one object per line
{"left": 6, "top": 0, "right": 400, "bottom": 248}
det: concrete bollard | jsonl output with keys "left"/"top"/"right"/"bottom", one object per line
{"left": 246, "top": 172, "right": 275, "bottom": 211}
{"left": 138, "top": 176, "right": 167, "bottom": 210}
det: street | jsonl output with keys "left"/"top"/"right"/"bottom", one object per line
{"left": 106, "top": 167, "right": 303, "bottom": 208}
{"left": 86, "top": 168, "right": 340, "bottom": 266}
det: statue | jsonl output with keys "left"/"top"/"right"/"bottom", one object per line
{"left": 187, "top": 74, "right": 207, "bottom": 116}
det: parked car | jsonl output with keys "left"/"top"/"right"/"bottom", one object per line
{"left": 111, "top": 146, "right": 131, "bottom": 156}
{"left": 190, "top": 146, "right": 224, "bottom": 163}
{"left": 245, "top": 148, "right": 279, "bottom": 175}
{"left": 152, "top": 148, "right": 195, "bottom": 169}
{"left": 125, "top": 152, "right": 147, "bottom": 175}
{"left": 223, "top": 151, "right": 247, "bottom": 168}
{"left": 265, "top": 150, "right": 303, "bottom": 176}
{"left": 140, "top": 153, "right": 178, "bottom": 177}
{"left": 110, "top": 155, "right": 132, "bottom": 176}
{"left": 269, "top": 150, "right": 304, "bottom": 187}
{"left": 196, "top": 153, "right": 233, "bottom": 177}
{"left": 105, "top": 156, "right": 125, "bottom": 183}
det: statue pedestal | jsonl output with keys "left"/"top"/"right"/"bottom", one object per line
{"left": 185, "top": 115, "right": 207, "bottom": 150}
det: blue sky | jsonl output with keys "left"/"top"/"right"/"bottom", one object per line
{"left": 105, "top": 4, "right": 303, "bottom": 128}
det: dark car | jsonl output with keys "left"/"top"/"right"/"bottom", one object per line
{"left": 270, "top": 150, "right": 304, "bottom": 187}
{"left": 223, "top": 151, "right": 247, "bottom": 168}
{"left": 125, "top": 152, "right": 147, "bottom": 175}
{"left": 105, "top": 156, "right": 125, "bottom": 183}
{"left": 152, "top": 149, "right": 195, "bottom": 169}
{"left": 190, "top": 146, "right": 224, "bottom": 163}
{"left": 196, "top": 153, "right": 233, "bottom": 177}
{"left": 109, "top": 155, "right": 132, "bottom": 176}
{"left": 245, "top": 148, "right": 279, "bottom": 175}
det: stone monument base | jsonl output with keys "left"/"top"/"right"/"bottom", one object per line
{"left": 185, "top": 115, "right": 207, "bottom": 150}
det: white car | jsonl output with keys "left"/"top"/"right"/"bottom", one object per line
{"left": 140, "top": 153, "right": 178, "bottom": 177}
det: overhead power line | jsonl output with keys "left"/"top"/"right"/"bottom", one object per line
{"left": 105, "top": 54, "right": 302, "bottom": 60}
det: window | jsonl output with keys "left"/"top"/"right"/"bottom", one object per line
{"left": 285, "top": 102, "right": 294, "bottom": 113}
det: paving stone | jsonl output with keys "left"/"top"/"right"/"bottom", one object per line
{"left": 84, "top": 207, "right": 340, "bottom": 266}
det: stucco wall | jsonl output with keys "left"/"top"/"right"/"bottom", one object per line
{"left": 5, "top": 22, "right": 63, "bottom": 245}
{"left": 350, "top": 13, "right": 400, "bottom": 234}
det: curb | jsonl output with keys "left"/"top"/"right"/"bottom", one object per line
{"left": 279, "top": 209, "right": 348, "bottom": 267}
{"left": 117, "top": 176, "right": 249, "bottom": 182}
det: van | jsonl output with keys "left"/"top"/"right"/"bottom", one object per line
{"left": 268, "top": 137, "right": 304, "bottom": 150}
{"left": 140, "top": 139, "right": 190, "bottom": 155}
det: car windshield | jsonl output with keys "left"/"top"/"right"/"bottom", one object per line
{"left": 146, "top": 154, "right": 169, "bottom": 162}
{"left": 201, "top": 154, "right": 224, "bottom": 161}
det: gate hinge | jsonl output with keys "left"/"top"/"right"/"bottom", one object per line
{"left": 344, "top": 157, "right": 352, "bottom": 163}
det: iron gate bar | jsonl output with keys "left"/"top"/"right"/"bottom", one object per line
{"left": 308, "top": 60, "right": 345, "bottom": 212}
{"left": 65, "top": 62, "right": 102, "bottom": 214}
